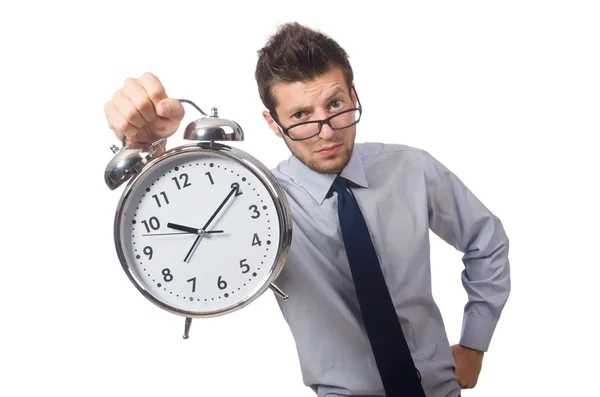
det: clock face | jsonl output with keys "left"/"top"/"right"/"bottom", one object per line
{"left": 115, "top": 145, "right": 288, "bottom": 316}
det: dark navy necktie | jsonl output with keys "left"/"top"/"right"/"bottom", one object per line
{"left": 330, "top": 177, "right": 425, "bottom": 397}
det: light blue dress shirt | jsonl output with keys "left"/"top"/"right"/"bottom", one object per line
{"left": 270, "top": 142, "right": 511, "bottom": 397}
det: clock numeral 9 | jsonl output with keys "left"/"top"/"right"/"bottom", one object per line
{"left": 217, "top": 276, "right": 227, "bottom": 290}
{"left": 162, "top": 268, "right": 173, "bottom": 282}
{"left": 249, "top": 205, "right": 261, "bottom": 219}
{"left": 141, "top": 217, "right": 160, "bottom": 233}
{"left": 143, "top": 246, "right": 153, "bottom": 259}
{"left": 252, "top": 233, "right": 262, "bottom": 247}
{"left": 240, "top": 258, "right": 250, "bottom": 274}
{"left": 172, "top": 173, "right": 191, "bottom": 190}
{"left": 152, "top": 191, "right": 170, "bottom": 208}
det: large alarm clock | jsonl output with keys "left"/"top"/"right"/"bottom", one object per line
{"left": 104, "top": 99, "right": 292, "bottom": 339}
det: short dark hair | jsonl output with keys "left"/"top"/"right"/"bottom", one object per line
{"left": 255, "top": 22, "right": 354, "bottom": 117}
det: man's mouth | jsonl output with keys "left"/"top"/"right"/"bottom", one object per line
{"left": 315, "top": 143, "right": 343, "bottom": 156}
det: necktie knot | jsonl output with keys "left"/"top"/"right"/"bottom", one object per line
{"left": 330, "top": 176, "right": 349, "bottom": 196}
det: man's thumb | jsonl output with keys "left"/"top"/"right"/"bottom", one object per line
{"left": 157, "top": 98, "right": 185, "bottom": 121}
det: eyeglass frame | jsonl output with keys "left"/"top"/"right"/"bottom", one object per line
{"left": 271, "top": 86, "right": 363, "bottom": 141}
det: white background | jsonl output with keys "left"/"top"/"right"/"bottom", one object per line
{"left": 1, "top": 1, "right": 598, "bottom": 396}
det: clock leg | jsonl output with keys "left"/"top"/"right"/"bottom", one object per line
{"left": 269, "top": 283, "right": 289, "bottom": 301}
{"left": 183, "top": 317, "right": 193, "bottom": 339}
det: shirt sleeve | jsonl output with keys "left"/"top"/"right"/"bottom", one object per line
{"left": 421, "top": 150, "right": 511, "bottom": 352}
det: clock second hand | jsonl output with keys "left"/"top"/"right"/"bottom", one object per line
{"left": 183, "top": 184, "right": 239, "bottom": 263}
{"left": 142, "top": 230, "right": 224, "bottom": 237}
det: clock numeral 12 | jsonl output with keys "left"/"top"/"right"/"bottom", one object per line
{"left": 172, "top": 173, "right": 191, "bottom": 190}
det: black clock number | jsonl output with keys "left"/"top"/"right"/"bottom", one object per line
{"left": 252, "top": 233, "right": 262, "bottom": 247}
{"left": 187, "top": 277, "right": 196, "bottom": 293}
{"left": 239, "top": 258, "right": 250, "bottom": 274}
{"left": 141, "top": 217, "right": 160, "bottom": 233}
{"left": 249, "top": 205, "right": 261, "bottom": 219}
{"left": 217, "top": 276, "right": 227, "bottom": 290}
{"left": 230, "top": 182, "right": 243, "bottom": 197}
{"left": 205, "top": 172, "right": 214, "bottom": 185}
{"left": 152, "top": 191, "right": 170, "bottom": 207}
{"left": 162, "top": 268, "right": 173, "bottom": 282}
{"left": 143, "top": 246, "right": 153, "bottom": 260}
{"left": 172, "top": 173, "right": 191, "bottom": 190}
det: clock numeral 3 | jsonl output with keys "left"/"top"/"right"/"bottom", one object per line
{"left": 249, "top": 205, "right": 261, "bottom": 219}
{"left": 141, "top": 217, "right": 160, "bottom": 233}
{"left": 172, "top": 173, "right": 191, "bottom": 190}
{"left": 252, "top": 233, "right": 262, "bottom": 247}
{"left": 239, "top": 258, "right": 250, "bottom": 274}
{"left": 217, "top": 276, "right": 227, "bottom": 290}
{"left": 162, "top": 268, "right": 173, "bottom": 282}
{"left": 152, "top": 191, "right": 170, "bottom": 207}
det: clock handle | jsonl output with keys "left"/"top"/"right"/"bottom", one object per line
{"left": 269, "top": 283, "right": 289, "bottom": 301}
{"left": 183, "top": 317, "right": 193, "bottom": 339}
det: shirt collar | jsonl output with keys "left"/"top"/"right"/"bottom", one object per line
{"left": 285, "top": 146, "right": 369, "bottom": 205}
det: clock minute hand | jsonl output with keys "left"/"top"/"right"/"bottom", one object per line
{"left": 183, "top": 185, "right": 239, "bottom": 263}
{"left": 201, "top": 185, "right": 239, "bottom": 230}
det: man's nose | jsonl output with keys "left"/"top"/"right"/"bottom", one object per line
{"left": 318, "top": 121, "right": 336, "bottom": 139}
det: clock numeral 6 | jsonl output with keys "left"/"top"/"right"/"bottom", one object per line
{"left": 249, "top": 205, "right": 261, "bottom": 219}
{"left": 217, "top": 276, "right": 227, "bottom": 290}
{"left": 162, "top": 268, "right": 173, "bottom": 282}
{"left": 141, "top": 217, "right": 160, "bottom": 233}
{"left": 240, "top": 258, "right": 250, "bottom": 274}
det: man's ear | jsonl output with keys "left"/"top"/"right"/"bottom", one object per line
{"left": 263, "top": 110, "right": 283, "bottom": 138}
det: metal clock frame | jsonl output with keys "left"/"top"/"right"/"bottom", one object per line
{"left": 113, "top": 141, "right": 293, "bottom": 333}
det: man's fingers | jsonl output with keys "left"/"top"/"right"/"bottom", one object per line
{"left": 138, "top": 72, "right": 168, "bottom": 108}
{"left": 156, "top": 97, "right": 185, "bottom": 121}
{"left": 105, "top": 101, "right": 140, "bottom": 140}
{"left": 112, "top": 89, "right": 146, "bottom": 129}
{"left": 123, "top": 77, "right": 157, "bottom": 124}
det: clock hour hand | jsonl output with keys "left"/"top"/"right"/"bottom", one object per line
{"left": 167, "top": 222, "right": 223, "bottom": 235}
{"left": 183, "top": 185, "right": 239, "bottom": 263}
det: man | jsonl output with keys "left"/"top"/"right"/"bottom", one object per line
{"left": 105, "top": 22, "right": 510, "bottom": 397}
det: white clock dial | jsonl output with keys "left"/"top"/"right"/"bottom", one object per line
{"left": 115, "top": 147, "right": 285, "bottom": 315}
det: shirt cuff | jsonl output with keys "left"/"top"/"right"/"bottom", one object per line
{"left": 459, "top": 312, "right": 499, "bottom": 352}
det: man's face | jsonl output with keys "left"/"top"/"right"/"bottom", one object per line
{"left": 263, "top": 67, "right": 358, "bottom": 174}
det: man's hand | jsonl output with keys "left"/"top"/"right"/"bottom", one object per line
{"left": 451, "top": 344, "right": 484, "bottom": 389}
{"left": 104, "top": 72, "right": 185, "bottom": 145}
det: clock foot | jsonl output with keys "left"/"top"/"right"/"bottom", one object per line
{"left": 269, "top": 283, "right": 289, "bottom": 301}
{"left": 183, "top": 317, "right": 193, "bottom": 339}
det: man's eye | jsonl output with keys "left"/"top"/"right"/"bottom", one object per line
{"left": 331, "top": 100, "right": 342, "bottom": 109}
{"left": 292, "top": 112, "right": 304, "bottom": 120}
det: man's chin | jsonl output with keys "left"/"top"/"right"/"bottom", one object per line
{"left": 307, "top": 151, "right": 352, "bottom": 174}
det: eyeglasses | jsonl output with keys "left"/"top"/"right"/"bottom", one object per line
{"left": 272, "top": 87, "right": 362, "bottom": 141}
